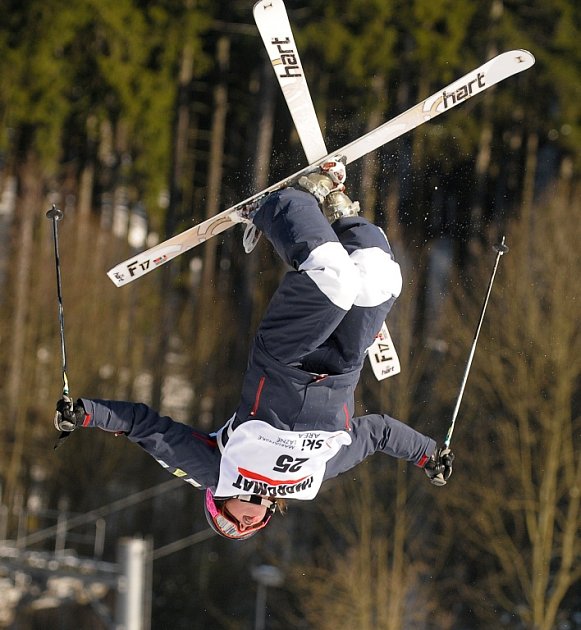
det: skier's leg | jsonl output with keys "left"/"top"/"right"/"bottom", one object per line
{"left": 252, "top": 187, "right": 340, "bottom": 270}
{"left": 301, "top": 216, "right": 402, "bottom": 374}
{"left": 251, "top": 188, "right": 360, "bottom": 365}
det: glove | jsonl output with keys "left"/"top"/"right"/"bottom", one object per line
{"left": 55, "top": 398, "right": 86, "bottom": 432}
{"left": 424, "top": 447, "right": 454, "bottom": 486}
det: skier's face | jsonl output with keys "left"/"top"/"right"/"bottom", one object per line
{"left": 223, "top": 498, "right": 268, "bottom": 532}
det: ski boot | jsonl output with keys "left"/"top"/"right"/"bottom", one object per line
{"left": 298, "top": 155, "right": 347, "bottom": 203}
{"left": 298, "top": 155, "right": 360, "bottom": 223}
{"left": 322, "top": 191, "right": 360, "bottom": 223}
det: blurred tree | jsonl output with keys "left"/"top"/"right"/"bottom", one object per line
{"left": 2, "top": 155, "right": 44, "bottom": 508}
{"left": 0, "top": 0, "right": 212, "bottom": 504}
{"left": 298, "top": 0, "right": 399, "bottom": 217}
{"left": 498, "top": 0, "right": 580, "bottom": 164}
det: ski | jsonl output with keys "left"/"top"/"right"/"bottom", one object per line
{"left": 367, "top": 322, "right": 401, "bottom": 381}
{"left": 107, "top": 49, "right": 535, "bottom": 287}
{"left": 253, "top": 0, "right": 327, "bottom": 163}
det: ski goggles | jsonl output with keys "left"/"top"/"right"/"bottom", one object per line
{"left": 205, "top": 490, "right": 276, "bottom": 540}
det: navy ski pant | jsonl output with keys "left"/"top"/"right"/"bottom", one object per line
{"left": 252, "top": 188, "right": 402, "bottom": 375}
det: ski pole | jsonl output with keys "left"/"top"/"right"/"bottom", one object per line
{"left": 46, "top": 204, "right": 72, "bottom": 449}
{"left": 443, "top": 237, "right": 509, "bottom": 449}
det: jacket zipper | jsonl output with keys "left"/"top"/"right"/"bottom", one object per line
{"left": 250, "top": 376, "right": 266, "bottom": 416}
{"left": 343, "top": 404, "right": 351, "bottom": 430}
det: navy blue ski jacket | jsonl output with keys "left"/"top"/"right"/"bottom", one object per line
{"left": 80, "top": 383, "right": 436, "bottom": 494}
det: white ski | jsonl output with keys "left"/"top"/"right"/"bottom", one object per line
{"left": 366, "top": 322, "right": 401, "bottom": 381}
{"left": 107, "top": 49, "right": 535, "bottom": 287}
{"left": 253, "top": 0, "right": 327, "bottom": 163}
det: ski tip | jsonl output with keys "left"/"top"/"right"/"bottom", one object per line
{"left": 483, "top": 50, "right": 535, "bottom": 88}
{"left": 107, "top": 268, "right": 127, "bottom": 288}
{"left": 107, "top": 259, "right": 155, "bottom": 287}
{"left": 501, "top": 49, "right": 535, "bottom": 70}
{"left": 514, "top": 49, "right": 535, "bottom": 67}
{"left": 253, "top": 0, "right": 281, "bottom": 14}
{"left": 108, "top": 244, "right": 185, "bottom": 287}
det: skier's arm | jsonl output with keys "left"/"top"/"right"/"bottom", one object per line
{"left": 324, "top": 413, "right": 436, "bottom": 480}
{"left": 80, "top": 398, "right": 220, "bottom": 489}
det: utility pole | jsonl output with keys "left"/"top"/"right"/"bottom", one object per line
{"left": 115, "top": 537, "right": 152, "bottom": 630}
{"left": 251, "top": 565, "right": 284, "bottom": 630}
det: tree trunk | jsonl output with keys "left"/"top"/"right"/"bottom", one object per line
{"left": 383, "top": 79, "right": 409, "bottom": 242}
{"left": 359, "top": 75, "right": 385, "bottom": 221}
{"left": 520, "top": 130, "right": 538, "bottom": 225}
{"left": 470, "top": 0, "right": 502, "bottom": 243}
{"left": 470, "top": 117, "right": 493, "bottom": 235}
{"left": 151, "top": 40, "right": 196, "bottom": 412}
{"left": 0, "top": 175, "right": 17, "bottom": 303}
{"left": 4, "top": 152, "right": 43, "bottom": 508}
{"left": 238, "top": 59, "right": 276, "bottom": 357}
{"left": 195, "top": 35, "right": 230, "bottom": 366}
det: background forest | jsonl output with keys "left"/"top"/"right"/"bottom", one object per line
{"left": 0, "top": 0, "right": 579, "bottom": 629}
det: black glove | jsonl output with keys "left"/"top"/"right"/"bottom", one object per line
{"left": 424, "top": 447, "right": 454, "bottom": 486}
{"left": 55, "top": 398, "right": 86, "bottom": 432}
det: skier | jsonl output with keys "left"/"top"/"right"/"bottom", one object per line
{"left": 55, "top": 157, "right": 454, "bottom": 540}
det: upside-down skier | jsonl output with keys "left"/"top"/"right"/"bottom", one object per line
{"left": 55, "top": 158, "right": 454, "bottom": 540}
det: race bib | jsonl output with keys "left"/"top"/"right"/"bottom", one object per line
{"left": 215, "top": 421, "right": 352, "bottom": 500}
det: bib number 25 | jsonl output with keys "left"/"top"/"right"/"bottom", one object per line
{"left": 273, "top": 455, "right": 308, "bottom": 473}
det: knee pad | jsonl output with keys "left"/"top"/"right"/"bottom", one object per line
{"left": 299, "top": 242, "right": 360, "bottom": 310}
{"left": 349, "top": 247, "right": 402, "bottom": 307}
